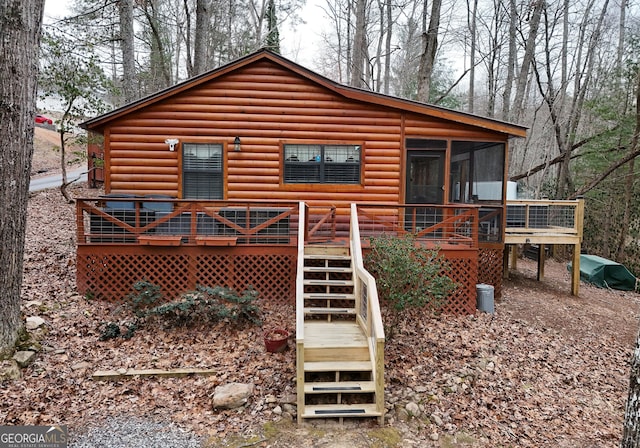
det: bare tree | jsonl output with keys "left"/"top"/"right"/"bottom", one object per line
{"left": 193, "top": 0, "right": 210, "bottom": 75}
{"left": 350, "top": 0, "right": 368, "bottom": 88}
{"left": 416, "top": 0, "right": 442, "bottom": 102}
{"left": 0, "top": 0, "right": 45, "bottom": 356}
{"left": 118, "top": 0, "right": 137, "bottom": 102}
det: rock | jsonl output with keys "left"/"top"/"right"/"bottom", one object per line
{"left": 13, "top": 351, "right": 36, "bottom": 368}
{"left": 406, "top": 401, "right": 421, "bottom": 417}
{"left": 71, "top": 361, "right": 92, "bottom": 371}
{"left": 273, "top": 405, "right": 283, "bottom": 415}
{"left": 281, "top": 411, "right": 294, "bottom": 421}
{"left": 396, "top": 407, "right": 410, "bottom": 422}
{"left": 282, "top": 403, "right": 296, "bottom": 415}
{"left": 432, "top": 413, "right": 443, "bottom": 426}
{"left": 25, "top": 316, "right": 45, "bottom": 330}
{"left": 281, "top": 394, "right": 297, "bottom": 404}
{"left": 0, "top": 360, "right": 21, "bottom": 380}
{"left": 212, "top": 383, "right": 253, "bottom": 409}
{"left": 430, "top": 432, "right": 439, "bottom": 441}
{"left": 265, "top": 394, "right": 277, "bottom": 403}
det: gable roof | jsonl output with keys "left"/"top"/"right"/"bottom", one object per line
{"left": 81, "top": 49, "right": 527, "bottom": 138}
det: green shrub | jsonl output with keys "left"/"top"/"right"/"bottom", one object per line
{"left": 365, "top": 234, "right": 456, "bottom": 338}
{"left": 127, "top": 280, "right": 164, "bottom": 315}
{"left": 144, "top": 285, "right": 262, "bottom": 327}
{"left": 98, "top": 282, "right": 262, "bottom": 340}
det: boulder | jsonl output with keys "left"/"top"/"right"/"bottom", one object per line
{"left": 25, "top": 316, "right": 45, "bottom": 330}
{"left": 212, "top": 382, "right": 253, "bottom": 409}
{"left": 0, "top": 360, "right": 21, "bottom": 380}
{"left": 13, "top": 351, "right": 36, "bottom": 368}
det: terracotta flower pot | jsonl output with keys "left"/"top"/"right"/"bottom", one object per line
{"left": 264, "top": 328, "right": 290, "bottom": 353}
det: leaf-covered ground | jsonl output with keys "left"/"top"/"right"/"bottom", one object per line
{"left": 1, "top": 184, "right": 638, "bottom": 447}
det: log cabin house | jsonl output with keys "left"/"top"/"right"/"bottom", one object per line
{"left": 77, "top": 49, "right": 548, "bottom": 422}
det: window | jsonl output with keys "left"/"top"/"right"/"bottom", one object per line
{"left": 182, "top": 143, "right": 223, "bottom": 199}
{"left": 283, "top": 144, "right": 361, "bottom": 184}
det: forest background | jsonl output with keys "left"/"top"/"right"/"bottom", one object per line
{"left": 41, "top": 0, "right": 640, "bottom": 277}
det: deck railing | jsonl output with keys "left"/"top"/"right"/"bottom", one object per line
{"left": 76, "top": 197, "right": 299, "bottom": 246}
{"left": 506, "top": 199, "right": 584, "bottom": 236}
{"left": 350, "top": 203, "right": 385, "bottom": 422}
{"left": 356, "top": 203, "right": 481, "bottom": 248}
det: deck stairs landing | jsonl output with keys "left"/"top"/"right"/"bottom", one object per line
{"left": 298, "top": 244, "right": 382, "bottom": 422}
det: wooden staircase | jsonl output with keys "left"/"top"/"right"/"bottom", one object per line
{"left": 296, "top": 244, "right": 383, "bottom": 423}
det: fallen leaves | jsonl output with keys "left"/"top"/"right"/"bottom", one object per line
{"left": 0, "top": 184, "right": 637, "bottom": 447}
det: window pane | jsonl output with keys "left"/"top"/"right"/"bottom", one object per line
{"left": 284, "top": 144, "right": 360, "bottom": 184}
{"left": 183, "top": 143, "right": 223, "bottom": 199}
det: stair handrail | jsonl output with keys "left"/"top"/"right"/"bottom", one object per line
{"left": 350, "top": 203, "right": 385, "bottom": 423}
{"left": 296, "top": 202, "right": 307, "bottom": 343}
{"left": 295, "top": 202, "right": 307, "bottom": 420}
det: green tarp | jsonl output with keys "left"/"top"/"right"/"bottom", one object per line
{"left": 569, "top": 254, "right": 638, "bottom": 291}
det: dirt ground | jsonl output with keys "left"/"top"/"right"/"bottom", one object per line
{"left": 2, "top": 134, "right": 638, "bottom": 446}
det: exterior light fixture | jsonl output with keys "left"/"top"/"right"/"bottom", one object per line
{"left": 234, "top": 136, "right": 241, "bottom": 152}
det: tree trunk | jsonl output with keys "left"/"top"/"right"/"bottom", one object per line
{"left": 383, "top": 0, "right": 392, "bottom": 94}
{"left": 501, "top": 0, "right": 517, "bottom": 120}
{"left": 118, "top": 0, "right": 136, "bottom": 103}
{"left": 350, "top": 0, "right": 367, "bottom": 88}
{"left": 416, "top": 0, "right": 442, "bottom": 103}
{"left": 511, "top": 0, "right": 543, "bottom": 122}
{"left": 622, "top": 324, "right": 640, "bottom": 446}
{"left": 467, "top": 0, "right": 478, "bottom": 113}
{"left": 0, "top": 0, "right": 44, "bottom": 357}
{"left": 193, "top": 0, "right": 209, "bottom": 75}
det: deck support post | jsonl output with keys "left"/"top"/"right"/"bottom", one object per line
{"left": 502, "top": 246, "right": 510, "bottom": 279}
{"left": 571, "top": 242, "right": 581, "bottom": 296}
{"left": 510, "top": 244, "right": 518, "bottom": 271}
{"left": 537, "top": 244, "right": 545, "bottom": 281}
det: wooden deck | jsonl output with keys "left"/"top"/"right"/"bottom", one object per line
{"left": 504, "top": 199, "right": 585, "bottom": 295}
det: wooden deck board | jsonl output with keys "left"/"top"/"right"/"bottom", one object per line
{"left": 301, "top": 404, "right": 381, "bottom": 418}
{"left": 304, "top": 381, "right": 376, "bottom": 393}
{"left": 304, "top": 321, "right": 367, "bottom": 348}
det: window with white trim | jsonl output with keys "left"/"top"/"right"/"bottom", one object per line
{"left": 283, "top": 144, "right": 361, "bottom": 184}
{"left": 182, "top": 143, "right": 223, "bottom": 199}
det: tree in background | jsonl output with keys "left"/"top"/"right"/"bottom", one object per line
{"left": 38, "top": 29, "right": 113, "bottom": 203}
{"left": 0, "top": 0, "right": 45, "bottom": 357}
{"left": 265, "top": 0, "right": 281, "bottom": 53}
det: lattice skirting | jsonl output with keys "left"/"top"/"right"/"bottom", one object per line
{"left": 440, "top": 249, "right": 479, "bottom": 315}
{"left": 77, "top": 246, "right": 296, "bottom": 306}
{"left": 478, "top": 247, "right": 503, "bottom": 298}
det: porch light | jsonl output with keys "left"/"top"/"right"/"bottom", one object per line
{"left": 234, "top": 136, "right": 241, "bottom": 152}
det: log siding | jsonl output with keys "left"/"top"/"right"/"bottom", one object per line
{"left": 84, "top": 52, "right": 526, "bottom": 214}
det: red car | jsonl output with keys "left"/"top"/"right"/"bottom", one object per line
{"left": 35, "top": 114, "right": 53, "bottom": 125}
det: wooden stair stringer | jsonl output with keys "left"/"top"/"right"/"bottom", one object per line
{"left": 298, "top": 244, "right": 382, "bottom": 423}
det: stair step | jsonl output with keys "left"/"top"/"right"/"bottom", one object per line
{"left": 305, "top": 381, "right": 376, "bottom": 394}
{"left": 303, "top": 266, "right": 352, "bottom": 273}
{"left": 304, "top": 254, "right": 351, "bottom": 261}
{"left": 304, "top": 279, "right": 354, "bottom": 286}
{"left": 301, "top": 404, "right": 381, "bottom": 418}
{"left": 303, "top": 293, "right": 355, "bottom": 300}
{"left": 304, "top": 361, "right": 372, "bottom": 372}
{"left": 304, "top": 307, "right": 356, "bottom": 315}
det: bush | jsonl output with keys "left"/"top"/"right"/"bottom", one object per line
{"left": 365, "top": 234, "right": 456, "bottom": 338}
{"left": 99, "top": 282, "right": 262, "bottom": 341}
{"left": 144, "top": 285, "right": 262, "bottom": 327}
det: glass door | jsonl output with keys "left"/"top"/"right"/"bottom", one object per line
{"left": 406, "top": 150, "right": 445, "bottom": 204}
